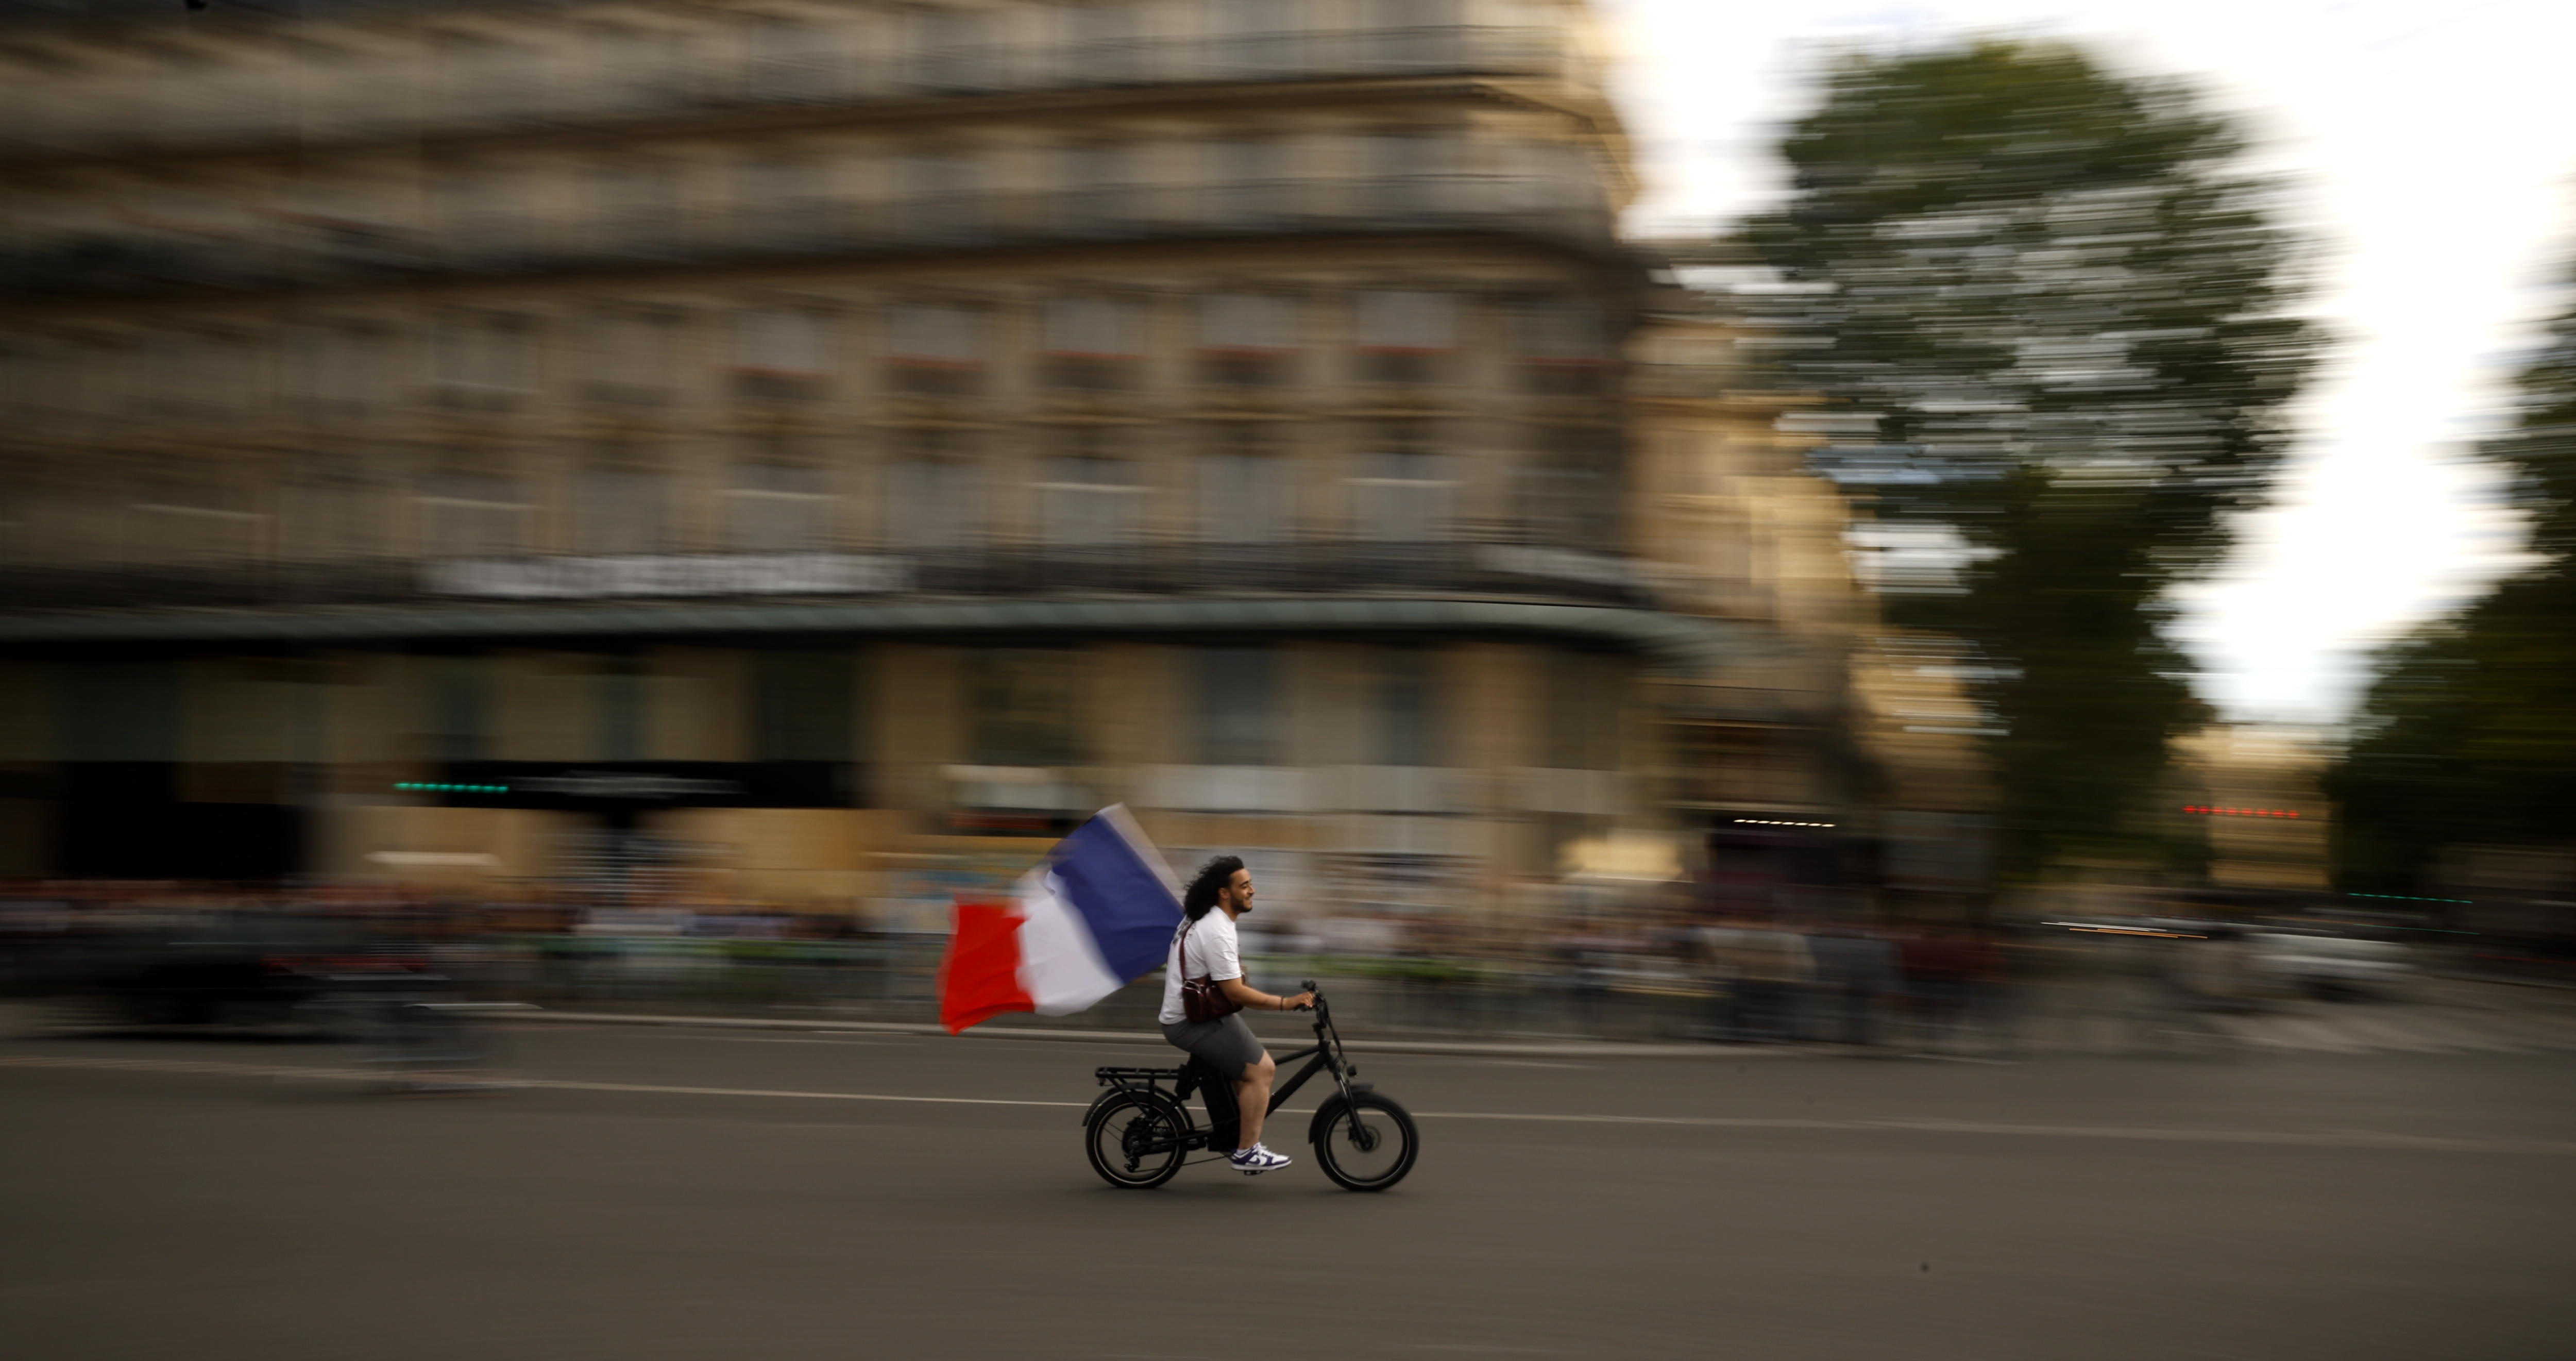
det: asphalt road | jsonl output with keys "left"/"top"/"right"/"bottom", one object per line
{"left": 3, "top": 1013, "right": 2571, "bottom": 1360}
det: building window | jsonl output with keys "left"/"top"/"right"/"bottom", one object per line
{"left": 904, "top": 8, "right": 991, "bottom": 94}
{"left": 735, "top": 158, "right": 835, "bottom": 245}
{"left": 1037, "top": 433, "right": 1145, "bottom": 547}
{"left": 598, "top": 659, "right": 647, "bottom": 763}
{"left": 416, "top": 469, "right": 530, "bottom": 558}
{"left": 725, "top": 457, "right": 836, "bottom": 551}
{"left": 139, "top": 330, "right": 253, "bottom": 418}
{"left": 1058, "top": 2, "right": 1143, "bottom": 84}
{"left": 893, "top": 150, "right": 981, "bottom": 241}
{"left": 1055, "top": 142, "right": 1134, "bottom": 232}
{"left": 1206, "top": 0, "right": 1301, "bottom": 77}
{"left": 427, "top": 656, "right": 489, "bottom": 765}
{"left": 743, "top": 16, "right": 839, "bottom": 104}
{"left": 588, "top": 156, "right": 680, "bottom": 255}
{"left": 754, "top": 649, "right": 856, "bottom": 764}
{"left": 1198, "top": 293, "right": 1297, "bottom": 386}
{"left": 129, "top": 469, "right": 265, "bottom": 565}
{"left": 429, "top": 315, "right": 533, "bottom": 410}
{"left": 285, "top": 325, "right": 389, "bottom": 421}
{"left": 1352, "top": 290, "right": 1454, "bottom": 383}
{"left": 283, "top": 459, "right": 384, "bottom": 562}
{"left": 1349, "top": 423, "right": 1450, "bottom": 541}
{"left": 1364, "top": 0, "right": 1465, "bottom": 70}
{"left": 1378, "top": 647, "right": 1434, "bottom": 767}
{"left": 1512, "top": 297, "right": 1613, "bottom": 394}
{"left": 1198, "top": 423, "right": 1291, "bottom": 543}
{"left": 438, "top": 161, "right": 538, "bottom": 262}
{"left": 1205, "top": 137, "right": 1290, "bottom": 224}
{"left": 731, "top": 308, "right": 830, "bottom": 403}
{"left": 1040, "top": 296, "right": 1144, "bottom": 390}
{"left": 580, "top": 313, "right": 675, "bottom": 408}
{"left": 1197, "top": 647, "right": 1276, "bottom": 766}
{"left": 888, "top": 429, "right": 979, "bottom": 548}
{"left": 1519, "top": 425, "right": 1620, "bottom": 548}
{"left": 1543, "top": 651, "right": 1621, "bottom": 770}
{"left": 66, "top": 661, "right": 180, "bottom": 763}
{"left": 1365, "top": 129, "right": 1461, "bottom": 215}
{"left": 574, "top": 465, "right": 667, "bottom": 555}
{"left": 971, "top": 648, "right": 1080, "bottom": 768}
{"left": 884, "top": 303, "right": 986, "bottom": 395}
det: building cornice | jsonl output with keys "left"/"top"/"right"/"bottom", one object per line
{"left": 0, "top": 74, "right": 1614, "bottom": 174}
{"left": 0, "top": 594, "right": 1772, "bottom": 673}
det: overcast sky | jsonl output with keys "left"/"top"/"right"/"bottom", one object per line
{"left": 1596, "top": 0, "right": 2576, "bottom": 726}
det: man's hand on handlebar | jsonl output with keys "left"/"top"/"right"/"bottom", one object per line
{"left": 1283, "top": 990, "right": 1318, "bottom": 1012}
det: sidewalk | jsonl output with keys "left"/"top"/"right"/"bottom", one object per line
{"left": 506, "top": 972, "right": 2576, "bottom": 1061}
{"left": 509, "top": 1008, "right": 1827, "bottom": 1059}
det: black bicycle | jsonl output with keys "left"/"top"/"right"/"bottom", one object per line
{"left": 1083, "top": 981, "right": 1418, "bottom": 1191}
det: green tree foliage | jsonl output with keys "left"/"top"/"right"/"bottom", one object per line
{"left": 2330, "top": 261, "right": 2576, "bottom": 891}
{"left": 1743, "top": 40, "right": 2317, "bottom": 880}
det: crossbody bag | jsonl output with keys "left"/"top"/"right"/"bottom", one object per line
{"left": 1177, "top": 915, "right": 1242, "bottom": 1023}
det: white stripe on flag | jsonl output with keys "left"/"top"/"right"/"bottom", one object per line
{"left": 1013, "top": 868, "right": 1123, "bottom": 1016}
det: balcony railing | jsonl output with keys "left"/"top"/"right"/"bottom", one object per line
{"left": 0, "top": 24, "right": 1581, "bottom": 159}
{"left": 0, "top": 540, "right": 1653, "bottom": 615}
{"left": 1, "top": 174, "right": 1616, "bottom": 301}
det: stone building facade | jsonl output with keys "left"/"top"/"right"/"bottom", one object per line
{"left": 0, "top": 0, "right": 1853, "bottom": 926}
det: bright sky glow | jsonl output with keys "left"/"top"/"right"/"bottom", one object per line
{"left": 1598, "top": 0, "right": 2576, "bottom": 725}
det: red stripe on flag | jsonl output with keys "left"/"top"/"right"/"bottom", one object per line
{"left": 938, "top": 899, "right": 1034, "bottom": 1035}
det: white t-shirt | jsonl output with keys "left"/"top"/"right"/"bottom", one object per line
{"left": 1157, "top": 910, "right": 1243, "bottom": 1025}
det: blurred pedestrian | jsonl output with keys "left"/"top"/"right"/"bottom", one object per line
{"left": 1808, "top": 926, "right": 1897, "bottom": 1048}
{"left": 1899, "top": 926, "right": 1976, "bottom": 1053}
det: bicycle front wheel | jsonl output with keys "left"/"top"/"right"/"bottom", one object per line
{"left": 1084, "top": 1090, "right": 1189, "bottom": 1189}
{"left": 1309, "top": 1093, "right": 1418, "bottom": 1191}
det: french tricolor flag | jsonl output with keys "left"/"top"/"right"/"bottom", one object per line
{"left": 938, "top": 805, "right": 1183, "bottom": 1034}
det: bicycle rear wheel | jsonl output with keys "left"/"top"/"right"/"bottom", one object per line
{"left": 1310, "top": 1093, "right": 1418, "bottom": 1191}
{"left": 1084, "top": 1091, "right": 1189, "bottom": 1189}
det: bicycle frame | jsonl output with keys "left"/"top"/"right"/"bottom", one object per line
{"left": 1091, "top": 982, "right": 1368, "bottom": 1156}
{"left": 1252, "top": 989, "right": 1370, "bottom": 1118}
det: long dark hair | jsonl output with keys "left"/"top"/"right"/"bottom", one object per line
{"left": 1183, "top": 855, "right": 1244, "bottom": 921}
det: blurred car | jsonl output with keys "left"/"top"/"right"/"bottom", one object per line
{"left": 2247, "top": 931, "right": 2413, "bottom": 1000}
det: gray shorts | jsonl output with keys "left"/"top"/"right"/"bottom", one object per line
{"left": 1161, "top": 1013, "right": 1263, "bottom": 1081}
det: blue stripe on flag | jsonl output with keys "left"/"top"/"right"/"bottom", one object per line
{"left": 1049, "top": 814, "right": 1181, "bottom": 981}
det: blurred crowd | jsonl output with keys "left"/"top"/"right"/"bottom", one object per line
{"left": 0, "top": 876, "right": 2459, "bottom": 1053}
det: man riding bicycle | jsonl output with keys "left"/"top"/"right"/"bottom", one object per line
{"left": 1159, "top": 856, "right": 1315, "bottom": 1175}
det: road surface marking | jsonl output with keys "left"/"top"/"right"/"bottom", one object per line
{"left": 622, "top": 1034, "right": 906, "bottom": 1048}
{"left": 7, "top": 1054, "right": 2571, "bottom": 1155}
{"left": 1409, "top": 1108, "right": 2576, "bottom": 1154}
{"left": 527, "top": 1077, "right": 1092, "bottom": 1108}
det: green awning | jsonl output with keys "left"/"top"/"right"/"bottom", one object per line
{"left": 0, "top": 596, "right": 1769, "bottom": 673}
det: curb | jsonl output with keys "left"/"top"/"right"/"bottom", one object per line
{"left": 508, "top": 1008, "right": 1824, "bottom": 1059}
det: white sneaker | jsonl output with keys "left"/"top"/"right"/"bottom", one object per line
{"left": 1230, "top": 1143, "right": 1292, "bottom": 1175}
